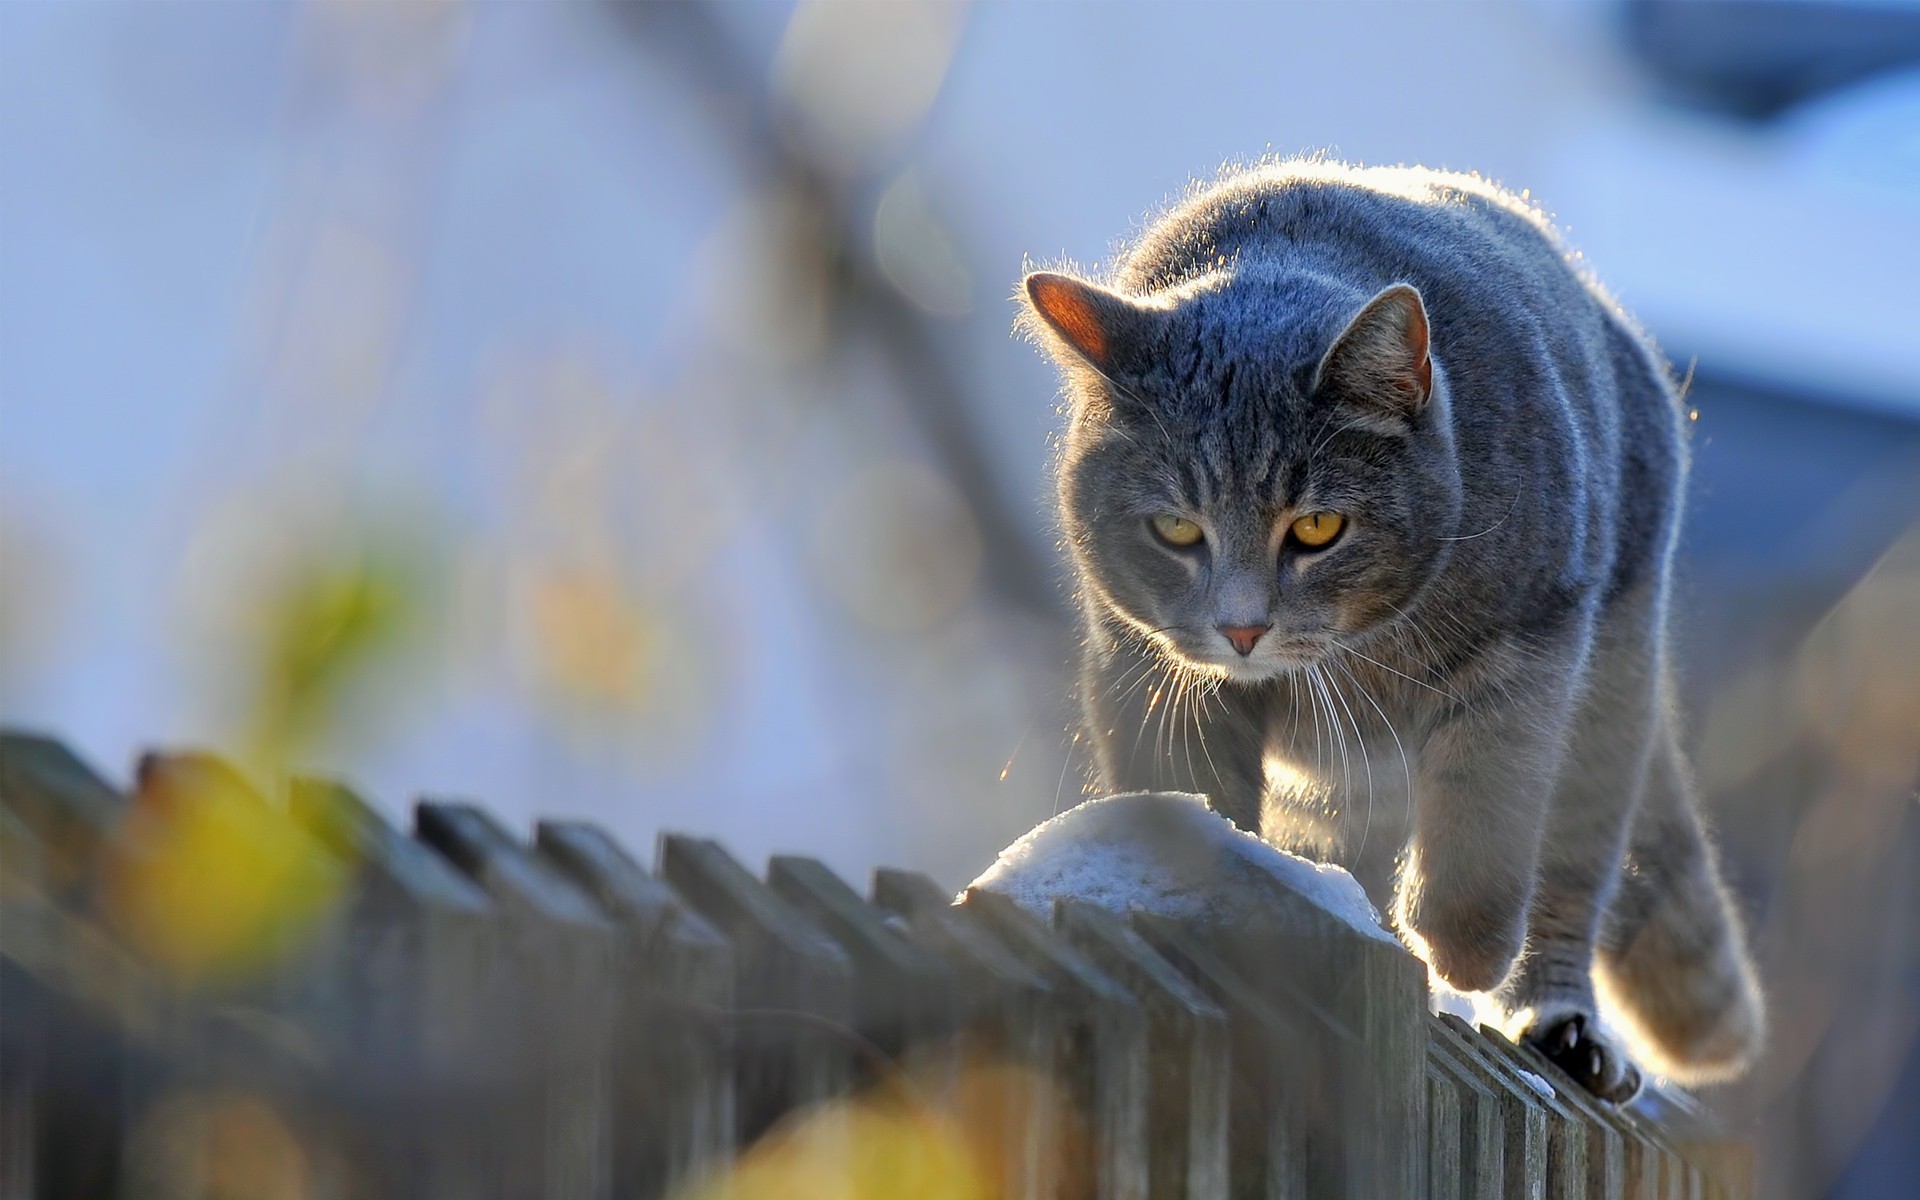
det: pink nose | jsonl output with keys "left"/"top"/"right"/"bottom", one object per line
{"left": 1217, "top": 623, "right": 1270, "bottom": 656}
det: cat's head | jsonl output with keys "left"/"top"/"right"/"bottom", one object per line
{"left": 1021, "top": 268, "right": 1462, "bottom": 682}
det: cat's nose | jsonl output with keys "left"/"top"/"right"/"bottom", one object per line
{"left": 1216, "top": 623, "right": 1271, "bottom": 656}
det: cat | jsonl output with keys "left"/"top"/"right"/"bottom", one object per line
{"left": 1018, "top": 159, "right": 1763, "bottom": 1101}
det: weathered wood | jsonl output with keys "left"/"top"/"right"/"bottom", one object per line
{"left": 1135, "top": 911, "right": 1323, "bottom": 1199}
{"left": 0, "top": 731, "right": 126, "bottom": 900}
{"left": 536, "top": 820, "right": 735, "bottom": 1198}
{"left": 288, "top": 779, "right": 495, "bottom": 1199}
{"left": 1500, "top": 1027, "right": 1646, "bottom": 1200}
{"left": 0, "top": 746, "right": 184, "bottom": 1200}
{"left": 0, "top": 806, "right": 45, "bottom": 1200}
{"left": 1630, "top": 1088, "right": 1725, "bottom": 1200}
{"left": 0, "top": 728, "right": 1760, "bottom": 1200}
{"left": 768, "top": 855, "right": 958, "bottom": 1060}
{"left": 964, "top": 888, "right": 1151, "bottom": 1200}
{"left": 1427, "top": 1030, "right": 1507, "bottom": 1200}
{"left": 656, "top": 835, "right": 853, "bottom": 1150}
{"left": 1202, "top": 914, "right": 1426, "bottom": 1200}
{"left": 1056, "top": 899, "right": 1231, "bottom": 1200}
{"left": 870, "top": 867, "right": 1060, "bottom": 1200}
{"left": 1615, "top": 1104, "right": 1695, "bottom": 1200}
{"left": 1429, "top": 1062, "right": 1464, "bottom": 1200}
{"left": 416, "top": 801, "right": 615, "bottom": 1200}
{"left": 1430, "top": 1013, "right": 1550, "bottom": 1200}
{"left": 1473, "top": 1023, "right": 1601, "bottom": 1200}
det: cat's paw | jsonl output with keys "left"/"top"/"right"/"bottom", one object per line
{"left": 1523, "top": 1011, "right": 1643, "bottom": 1104}
{"left": 1399, "top": 890, "right": 1527, "bottom": 994}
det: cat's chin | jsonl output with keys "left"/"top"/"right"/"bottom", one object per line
{"left": 1194, "top": 654, "right": 1313, "bottom": 685}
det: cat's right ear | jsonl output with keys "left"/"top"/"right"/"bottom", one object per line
{"left": 1314, "top": 283, "right": 1433, "bottom": 429}
{"left": 1020, "top": 272, "right": 1157, "bottom": 380}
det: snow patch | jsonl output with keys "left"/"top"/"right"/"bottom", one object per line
{"left": 1516, "top": 1070, "right": 1557, "bottom": 1101}
{"left": 964, "top": 791, "right": 1391, "bottom": 942}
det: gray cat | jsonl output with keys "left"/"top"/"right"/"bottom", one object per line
{"left": 1018, "top": 160, "right": 1763, "bottom": 1101}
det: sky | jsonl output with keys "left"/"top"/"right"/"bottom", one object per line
{"left": 2, "top": 0, "right": 1915, "bottom": 888}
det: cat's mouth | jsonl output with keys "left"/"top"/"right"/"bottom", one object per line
{"left": 1176, "top": 637, "right": 1329, "bottom": 683}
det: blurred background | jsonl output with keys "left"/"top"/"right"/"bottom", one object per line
{"left": 1, "top": 1, "right": 1916, "bottom": 1195}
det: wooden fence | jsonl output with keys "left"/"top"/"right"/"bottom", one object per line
{"left": 0, "top": 729, "right": 1752, "bottom": 1199}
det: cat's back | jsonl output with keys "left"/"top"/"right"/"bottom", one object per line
{"left": 1113, "top": 160, "right": 1609, "bottom": 329}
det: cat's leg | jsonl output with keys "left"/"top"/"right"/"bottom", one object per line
{"left": 1080, "top": 625, "right": 1269, "bottom": 829}
{"left": 1394, "top": 624, "right": 1591, "bottom": 996}
{"left": 1594, "top": 720, "right": 1765, "bottom": 1084}
{"left": 1497, "top": 592, "right": 1666, "bottom": 1102}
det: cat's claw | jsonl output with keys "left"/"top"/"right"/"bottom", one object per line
{"left": 1524, "top": 1012, "right": 1643, "bottom": 1104}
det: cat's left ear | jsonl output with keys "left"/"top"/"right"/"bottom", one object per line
{"left": 1314, "top": 284, "right": 1433, "bottom": 424}
{"left": 1021, "top": 272, "right": 1159, "bottom": 380}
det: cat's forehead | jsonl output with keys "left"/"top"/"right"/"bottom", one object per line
{"left": 1159, "top": 277, "right": 1343, "bottom": 394}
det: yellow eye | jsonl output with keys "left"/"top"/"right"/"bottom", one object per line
{"left": 1289, "top": 511, "right": 1345, "bottom": 548}
{"left": 1150, "top": 515, "right": 1204, "bottom": 547}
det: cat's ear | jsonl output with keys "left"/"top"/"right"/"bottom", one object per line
{"left": 1314, "top": 284, "right": 1433, "bottom": 425}
{"left": 1021, "top": 272, "right": 1158, "bottom": 380}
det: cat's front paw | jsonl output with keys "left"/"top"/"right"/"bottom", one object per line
{"left": 1399, "top": 888, "right": 1527, "bottom": 994}
{"left": 1523, "top": 1011, "right": 1643, "bottom": 1104}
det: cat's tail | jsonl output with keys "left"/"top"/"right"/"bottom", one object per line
{"left": 1595, "top": 745, "right": 1765, "bottom": 1084}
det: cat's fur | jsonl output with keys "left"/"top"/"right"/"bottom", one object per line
{"left": 1019, "top": 159, "right": 1763, "bottom": 1100}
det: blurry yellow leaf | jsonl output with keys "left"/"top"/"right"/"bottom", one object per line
{"left": 124, "top": 1089, "right": 313, "bottom": 1200}
{"left": 677, "top": 1094, "right": 989, "bottom": 1200}
{"left": 105, "top": 756, "right": 344, "bottom": 985}
{"left": 245, "top": 534, "right": 435, "bottom": 767}
{"left": 528, "top": 569, "right": 659, "bottom": 709}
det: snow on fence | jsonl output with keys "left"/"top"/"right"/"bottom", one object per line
{"left": 0, "top": 730, "right": 1752, "bottom": 1199}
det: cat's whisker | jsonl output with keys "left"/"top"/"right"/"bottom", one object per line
{"left": 1381, "top": 600, "right": 1447, "bottom": 673}
{"left": 1303, "top": 413, "right": 1379, "bottom": 463}
{"left": 1189, "top": 674, "right": 1225, "bottom": 796}
{"left": 1321, "top": 661, "right": 1375, "bottom": 861}
{"left": 1053, "top": 728, "right": 1081, "bottom": 816}
{"left": 1176, "top": 671, "right": 1202, "bottom": 796}
{"left": 1332, "top": 653, "right": 1414, "bottom": 850}
{"left": 1328, "top": 635, "right": 1467, "bottom": 707}
{"left": 1435, "top": 484, "right": 1522, "bottom": 542}
{"left": 1104, "top": 656, "right": 1160, "bottom": 710}
{"left": 1309, "top": 665, "right": 1355, "bottom": 841}
{"left": 1122, "top": 658, "right": 1174, "bottom": 786}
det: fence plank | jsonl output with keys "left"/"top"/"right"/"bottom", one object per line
{"left": 1473, "top": 1023, "right": 1602, "bottom": 1200}
{"left": 870, "top": 867, "right": 1061, "bottom": 1200}
{"left": 1195, "top": 914, "right": 1425, "bottom": 1200}
{"left": 656, "top": 835, "right": 853, "bottom": 1150}
{"left": 1616, "top": 1105, "right": 1693, "bottom": 1200}
{"left": 1056, "top": 899, "right": 1231, "bottom": 1200}
{"left": 0, "top": 732, "right": 126, "bottom": 901}
{"left": 536, "top": 820, "right": 735, "bottom": 1198}
{"left": 0, "top": 806, "right": 45, "bottom": 1200}
{"left": 767, "top": 855, "right": 958, "bottom": 1063}
{"left": 415, "top": 801, "right": 615, "bottom": 1200}
{"left": 1430, "top": 1013, "right": 1550, "bottom": 1200}
{"left": 1427, "top": 1030, "right": 1507, "bottom": 1200}
{"left": 1429, "top": 1061, "right": 1464, "bottom": 1200}
{"left": 1495, "top": 1025, "right": 1641, "bottom": 1200}
{"left": 964, "top": 887, "right": 1151, "bottom": 1200}
{"left": 1134, "top": 912, "right": 1323, "bottom": 1199}
{"left": 289, "top": 778, "right": 495, "bottom": 1199}
{"left": 1630, "top": 1088, "right": 1725, "bottom": 1200}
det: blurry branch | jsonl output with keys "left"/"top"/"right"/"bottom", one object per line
{"left": 605, "top": 0, "right": 1064, "bottom": 624}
